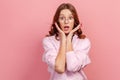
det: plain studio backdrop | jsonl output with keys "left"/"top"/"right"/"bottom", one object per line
{"left": 0, "top": 0, "right": 120, "bottom": 80}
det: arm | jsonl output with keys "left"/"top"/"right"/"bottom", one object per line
{"left": 55, "top": 38, "right": 66, "bottom": 73}
{"left": 66, "top": 38, "right": 91, "bottom": 72}
{"left": 66, "top": 24, "right": 80, "bottom": 52}
{"left": 54, "top": 23, "right": 66, "bottom": 74}
{"left": 42, "top": 37, "right": 57, "bottom": 69}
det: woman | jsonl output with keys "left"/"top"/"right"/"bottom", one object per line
{"left": 42, "top": 3, "right": 91, "bottom": 80}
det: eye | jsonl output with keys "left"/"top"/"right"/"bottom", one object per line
{"left": 59, "top": 17, "right": 64, "bottom": 20}
{"left": 69, "top": 16, "right": 74, "bottom": 20}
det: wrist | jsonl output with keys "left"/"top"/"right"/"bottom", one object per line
{"left": 66, "top": 40, "right": 73, "bottom": 52}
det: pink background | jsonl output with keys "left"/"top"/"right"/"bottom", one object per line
{"left": 0, "top": 0, "right": 120, "bottom": 80}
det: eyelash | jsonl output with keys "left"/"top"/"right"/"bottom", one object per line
{"left": 59, "top": 16, "right": 73, "bottom": 20}
{"left": 69, "top": 17, "right": 73, "bottom": 19}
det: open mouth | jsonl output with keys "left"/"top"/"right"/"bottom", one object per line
{"left": 64, "top": 26, "right": 69, "bottom": 31}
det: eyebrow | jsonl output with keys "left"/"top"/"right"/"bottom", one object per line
{"left": 59, "top": 14, "right": 73, "bottom": 16}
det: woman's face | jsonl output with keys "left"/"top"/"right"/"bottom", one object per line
{"left": 58, "top": 9, "right": 74, "bottom": 34}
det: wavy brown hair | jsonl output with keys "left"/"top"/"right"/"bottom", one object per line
{"left": 47, "top": 3, "right": 86, "bottom": 40}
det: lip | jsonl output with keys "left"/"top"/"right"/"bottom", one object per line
{"left": 64, "top": 26, "right": 69, "bottom": 28}
{"left": 64, "top": 26, "right": 69, "bottom": 31}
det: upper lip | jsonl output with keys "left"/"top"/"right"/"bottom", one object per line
{"left": 64, "top": 26, "right": 69, "bottom": 28}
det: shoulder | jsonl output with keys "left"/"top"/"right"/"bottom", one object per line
{"left": 77, "top": 37, "right": 91, "bottom": 48}
{"left": 43, "top": 35, "right": 55, "bottom": 41}
{"left": 80, "top": 37, "right": 90, "bottom": 44}
{"left": 73, "top": 34, "right": 90, "bottom": 44}
{"left": 42, "top": 35, "right": 55, "bottom": 44}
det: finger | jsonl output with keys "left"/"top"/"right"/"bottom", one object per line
{"left": 80, "top": 23, "right": 82, "bottom": 27}
{"left": 71, "top": 24, "right": 80, "bottom": 33}
{"left": 55, "top": 22, "right": 62, "bottom": 32}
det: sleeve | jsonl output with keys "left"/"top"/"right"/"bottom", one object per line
{"left": 66, "top": 38, "right": 91, "bottom": 72}
{"left": 42, "top": 37, "right": 57, "bottom": 69}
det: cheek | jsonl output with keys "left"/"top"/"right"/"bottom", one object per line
{"left": 59, "top": 22, "right": 64, "bottom": 29}
{"left": 70, "top": 21, "right": 74, "bottom": 29}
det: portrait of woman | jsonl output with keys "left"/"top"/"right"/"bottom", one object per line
{"left": 1, "top": 0, "right": 120, "bottom": 80}
{"left": 42, "top": 3, "right": 91, "bottom": 80}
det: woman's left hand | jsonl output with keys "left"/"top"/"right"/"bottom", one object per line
{"left": 67, "top": 24, "right": 80, "bottom": 40}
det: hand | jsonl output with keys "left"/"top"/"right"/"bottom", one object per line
{"left": 67, "top": 24, "right": 80, "bottom": 40}
{"left": 55, "top": 22, "right": 66, "bottom": 41}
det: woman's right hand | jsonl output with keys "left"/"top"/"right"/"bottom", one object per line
{"left": 55, "top": 22, "right": 66, "bottom": 41}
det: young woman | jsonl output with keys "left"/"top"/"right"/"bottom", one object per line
{"left": 42, "top": 3, "right": 91, "bottom": 80}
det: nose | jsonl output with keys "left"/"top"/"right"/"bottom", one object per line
{"left": 64, "top": 18, "right": 69, "bottom": 24}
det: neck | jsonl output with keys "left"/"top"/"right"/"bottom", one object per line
{"left": 65, "top": 33, "right": 69, "bottom": 36}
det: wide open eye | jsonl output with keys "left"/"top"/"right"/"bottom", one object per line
{"left": 69, "top": 16, "right": 74, "bottom": 20}
{"left": 59, "top": 16, "right": 65, "bottom": 21}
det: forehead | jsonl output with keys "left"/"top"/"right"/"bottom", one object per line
{"left": 59, "top": 9, "right": 73, "bottom": 16}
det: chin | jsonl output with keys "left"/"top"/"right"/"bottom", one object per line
{"left": 64, "top": 31, "right": 70, "bottom": 34}
{"left": 64, "top": 32, "right": 69, "bottom": 34}
{"left": 64, "top": 32, "right": 69, "bottom": 36}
